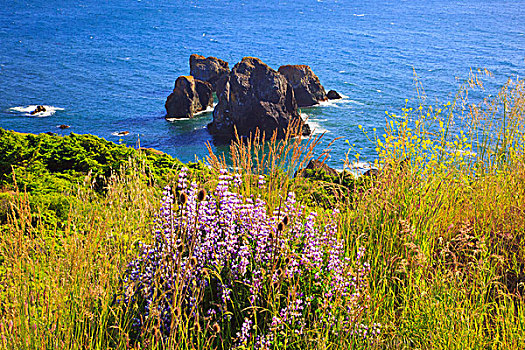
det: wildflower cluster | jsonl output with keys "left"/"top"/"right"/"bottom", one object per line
{"left": 122, "top": 168, "right": 377, "bottom": 347}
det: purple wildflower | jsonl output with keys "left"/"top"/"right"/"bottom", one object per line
{"left": 121, "top": 168, "right": 378, "bottom": 346}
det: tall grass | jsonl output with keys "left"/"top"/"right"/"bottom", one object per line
{"left": 343, "top": 73, "right": 525, "bottom": 349}
{"left": 0, "top": 159, "right": 161, "bottom": 349}
{"left": 0, "top": 74, "right": 524, "bottom": 349}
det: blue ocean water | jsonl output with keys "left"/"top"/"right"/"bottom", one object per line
{"left": 1, "top": 0, "right": 524, "bottom": 168}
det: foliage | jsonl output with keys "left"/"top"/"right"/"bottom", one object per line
{"left": 345, "top": 72, "right": 525, "bottom": 348}
{"left": 0, "top": 129, "right": 202, "bottom": 226}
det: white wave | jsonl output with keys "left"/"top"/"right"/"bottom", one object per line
{"left": 349, "top": 161, "right": 374, "bottom": 170}
{"left": 307, "top": 121, "right": 329, "bottom": 135}
{"left": 166, "top": 104, "right": 216, "bottom": 121}
{"left": 338, "top": 70, "right": 346, "bottom": 73}
{"left": 316, "top": 93, "right": 350, "bottom": 107}
{"left": 353, "top": 14, "right": 365, "bottom": 17}
{"left": 451, "top": 149, "right": 477, "bottom": 157}
{"left": 348, "top": 99, "right": 365, "bottom": 105}
{"left": 317, "top": 99, "right": 342, "bottom": 108}
{"left": 301, "top": 113, "right": 329, "bottom": 135}
{"left": 111, "top": 131, "right": 131, "bottom": 136}
{"left": 194, "top": 104, "right": 215, "bottom": 116}
{"left": 9, "top": 105, "right": 64, "bottom": 117}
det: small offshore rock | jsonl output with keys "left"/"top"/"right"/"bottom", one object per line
{"left": 327, "top": 90, "right": 342, "bottom": 100}
{"left": 30, "top": 105, "right": 46, "bottom": 115}
{"left": 58, "top": 124, "right": 70, "bottom": 129}
{"left": 117, "top": 131, "right": 130, "bottom": 136}
{"left": 165, "top": 76, "right": 213, "bottom": 118}
{"left": 189, "top": 54, "right": 229, "bottom": 91}
{"left": 363, "top": 168, "right": 380, "bottom": 178}
{"left": 278, "top": 65, "right": 327, "bottom": 107}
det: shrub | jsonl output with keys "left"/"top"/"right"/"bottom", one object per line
{"left": 122, "top": 168, "right": 378, "bottom": 348}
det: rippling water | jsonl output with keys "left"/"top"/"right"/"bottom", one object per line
{"left": 1, "top": 0, "right": 524, "bottom": 167}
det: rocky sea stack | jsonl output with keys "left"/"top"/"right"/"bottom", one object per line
{"left": 208, "top": 57, "right": 310, "bottom": 140}
{"left": 189, "top": 54, "right": 230, "bottom": 91}
{"left": 278, "top": 65, "right": 328, "bottom": 107}
{"left": 327, "top": 89, "right": 342, "bottom": 100}
{"left": 165, "top": 76, "right": 213, "bottom": 118}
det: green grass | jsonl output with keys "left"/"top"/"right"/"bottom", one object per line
{"left": 1, "top": 74, "right": 525, "bottom": 349}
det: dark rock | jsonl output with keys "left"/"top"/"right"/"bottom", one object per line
{"left": 327, "top": 90, "right": 342, "bottom": 100}
{"left": 363, "top": 168, "right": 380, "bottom": 178}
{"left": 195, "top": 80, "right": 213, "bottom": 110}
{"left": 117, "top": 131, "right": 130, "bottom": 136}
{"left": 277, "top": 65, "right": 327, "bottom": 107}
{"left": 45, "top": 131, "right": 56, "bottom": 136}
{"left": 209, "top": 57, "right": 309, "bottom": 140}
{"left": 362, "top": 158, "right": 410, "bottom": 178}
{"left": 304, "top": 159, "right": 338, "bottom": 177}
{"left": 165, "top": 76, "right": 213, "bottom": 118}
{"left": 58, "top": 124, "right": 70, "bottom": 129}
{"left": 30, "top": 105, "right": 46, "bottom": 115}
{"left": 189, "top": 54, "right": 229, "bottom": 91}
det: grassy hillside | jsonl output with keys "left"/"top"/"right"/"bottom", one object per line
{"left": 0, "top": 74, "right": 524, "bottom": 349}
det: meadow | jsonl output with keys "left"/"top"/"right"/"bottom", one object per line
{"left": 0, "top": 72, "right": 524, "bottom": 349}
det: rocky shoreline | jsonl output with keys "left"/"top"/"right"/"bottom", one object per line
{"left": 165, "top": 55, "right": 342, "bottom": 141}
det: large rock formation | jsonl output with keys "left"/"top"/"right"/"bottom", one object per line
{"left": 165, "top": 76, "right": 213, "bottom": 118}
{"left": 189, "top": 54, "right": 229, "bottom": 91}
{"left": 208, "top": 57, "right": 310, "bottom": 140}
{"left": 277, "top": 65, "right": 328, "bottom": 107}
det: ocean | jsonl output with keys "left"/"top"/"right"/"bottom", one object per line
{"left": 1, "top": 0, "right": 524, "bottom": 169}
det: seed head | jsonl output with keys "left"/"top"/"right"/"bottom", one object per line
{"left": 212, "top": 323, "right": 221, "bottom": 333}
{"left": 197, "top": 188, "right": 207, "bottom": 202}
{"left": 179, "top": 192, "right": 188, "bottom": 205}
{"left": 189, "top": 256, "right": 198, "bottom": 267}
{"left": 282, "top": 215, "right": 289, "bottom": 226}
{"left": 277, "top": 221, "right": 284, "bottom": 232}
{"left": 174, "top": 307, "right": 181, "bottom": 317}
{"left": 177, "top": 243, "right": 184, "bottom": 253}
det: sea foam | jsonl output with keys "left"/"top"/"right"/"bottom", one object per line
{"left": 166, "top": 104, "right": 215, "bottom": 122}
{"left": 9, "top": 105, "right": 64, "bottom": 117}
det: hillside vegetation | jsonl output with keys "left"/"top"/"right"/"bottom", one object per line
{"left": 0, "top": 74, "right": 524, "bottom": 349}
